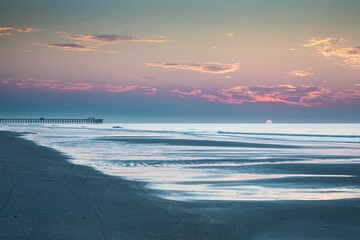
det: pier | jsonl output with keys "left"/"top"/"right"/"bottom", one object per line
{"left": 0, "top": 117, "right": 103, "bottom": 124}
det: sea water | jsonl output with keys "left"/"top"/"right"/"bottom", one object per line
{"left": 2, "top": 123, "right": 360, "bottom": 201}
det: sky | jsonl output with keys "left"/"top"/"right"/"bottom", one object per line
{"left": 0, "top": 0, "right": 360, "bottom": 122}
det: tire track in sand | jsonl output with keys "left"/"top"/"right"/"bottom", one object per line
{"left": 0, "top": 169, "right": 15, "bottom": 216}
{"left": 66, "top": 186, "right": 109, "bottom": 240}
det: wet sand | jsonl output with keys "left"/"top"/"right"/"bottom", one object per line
{"left": 1, "top": 130, "right": 360, "bottom": 239}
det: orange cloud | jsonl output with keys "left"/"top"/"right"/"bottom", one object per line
{"left": 0, "top": 25, "right": 42, "bottom": 34}
{"left": 0, "top": 26, "right": 12, "bottom": 31}
{"left": 146, "top": 62, "right": 241, "bottom": 74}
{"left": 45, "top": 43, "right": 120, "bottom": 54}
{"left": 173, "top": 85, "right": 360, "bottom": 107}
{"left": 319, "top": 46, "right": 360, "bottom": 68}
{"left": 287, "top": 69, "right": 315, "bottom": 77}
{"left": 303, "top": 37, "right": 360, "bottom": 68}
{"left": 302, "top": 37, "right": 346, "bottom": 47}
{"left": 46, "top": 43, "right": 95, "bottom": 52}
{"left": 14, "top": 27, "right": 42, "bottom": 33}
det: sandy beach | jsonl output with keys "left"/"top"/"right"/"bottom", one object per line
{"left": 1, "top": 130, "right": 360, "bottom": 240}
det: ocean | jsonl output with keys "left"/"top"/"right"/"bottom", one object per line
{"left": 3, "top": 123, "right": 360, "bottom": 201}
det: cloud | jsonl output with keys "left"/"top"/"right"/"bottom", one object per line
{"left": 45, "top": 43, "right": 120, "bottom": 54}
{"left": 141, "top": 76, "right": 155, "bottom": 80}
{"left": 301, "top": 37, "right": 346, "bottom": 47}
{"left": 146, "top": 62, "right": 241, "bottom": 74}
{"left": 1, "top": 78, "right": 158, "bottom": 95}
{"left": 0, "top": 32, "right": 11, "bottom": 37}
{"left": 49, "top": 31, "right": 165, "bottom": 53}
{"left": 212, "top": 46, "right": 231, "bottom": 50}
{"left": 137, "top": 86, "right": 159, "bottom": 95}
{"left": 0, "top": 26, "right": 12, "bottom": 31}
{"left": 173, "top": 85, "right": 360, "bottom": 107}
{"left": 58, "top": 32, "right": 168, "bottom": 44}
{"left": 0, "top": 25, "right": 42, "bottom": 34}
{"left": 302, "top": 37, "right": 360, "bottom": 67}
{"left": 2, "top": 78, "right": 93, "bottom": 91}
{"left": 46, "top": 43, "right": 94, "bottom": 52}
{"left": 14, "top": 27, "right": 42, "bottom": 33}
{"left": 96, "top": 85, "right": 158, "bottom": 94}
{"left": 287, "top": 69, "right": 315, "bottom": 77}
{"left": 318, "top": 46, "right": 360, "bottom": 68}
{"left": 97, "top": 85, "right": 137, "bottom": 93}
{"left": 224, "top": 32, "right": 234, "bottom": 37}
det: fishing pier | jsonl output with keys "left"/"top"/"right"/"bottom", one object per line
{"left": 0, "top": 117, "right": 103, "bottom": 124}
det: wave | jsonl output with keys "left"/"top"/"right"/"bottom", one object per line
{"left": 218, "top": 131, "right": 360, "bottom": 139}
{"left": 97, "top": 137, "right": 301, "bottom": 148}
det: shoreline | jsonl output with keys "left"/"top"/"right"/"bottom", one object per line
{"left": 1, "top": 130, "right": 360, "bottom": 239}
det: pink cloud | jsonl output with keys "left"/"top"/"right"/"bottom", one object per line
{"left": 173, "top": 85, "right": 360, "bottom": 107}
{"left": 1, "top": 78, "right": 158, "bottom": 95}
{"left": 5, "top": 78, "right": 94, "bottom": 92}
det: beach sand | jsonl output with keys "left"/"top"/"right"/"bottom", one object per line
{"left": 1, "top": 130, "right": 360, "bottom": 239}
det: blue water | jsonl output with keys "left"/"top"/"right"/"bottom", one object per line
{"left": 3, "top": 123, "right": 360, "bottom": 201}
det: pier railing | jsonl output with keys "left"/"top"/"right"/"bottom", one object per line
{"left": 0, "top": 117, "right": 103, "bottom": 124}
